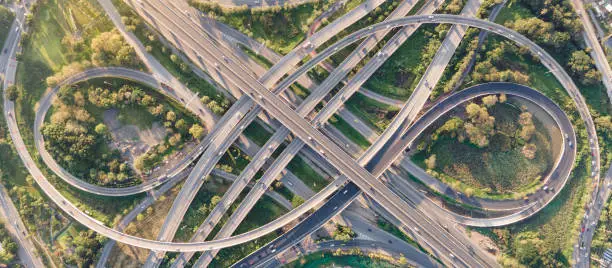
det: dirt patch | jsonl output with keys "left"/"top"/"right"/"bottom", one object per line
{"left": 107, "top": 184, "right": 181, "bottom": 266}
{"left": 103, "top": 109, "right": 166, "bottom": 165}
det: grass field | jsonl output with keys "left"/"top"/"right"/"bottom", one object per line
{"left": 344, "top": 92, "right": 399, "bottom": 133}
{"left": 240, "top": 44, "right": 273, "bottom": 68}
{"left": 364, "top": 27, "right": 430, "bottom": 101}
{"left": 288, "top": 156, "right": 329, "bottom": 192}
{"left": 329, "top": 114, "right": 371, "bottom": 149}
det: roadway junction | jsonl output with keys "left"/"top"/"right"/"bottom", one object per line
{"left": 1, "top": 5, "right": 604, "bottom": 268}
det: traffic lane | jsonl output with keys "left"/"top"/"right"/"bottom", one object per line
{"left": 232, "top": 182, "right": 361, "bottom": 267}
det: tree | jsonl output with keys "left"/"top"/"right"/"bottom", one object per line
{"left": 568, "top": 50, "right": 599, "bottom": 85}
{"left": 332, "top": 224, "right": 356, "bottom": 242}
{"left": 425, "top": 154, "right": 436, "bottom": 170}
{"left": 521, "top": 143, "right": 537, "bottom": 159}
{"left": 94, "top": 123, "right": 108, "bottom": 135}
{"left": 291, "top": 195, "right": 305, "bottom": 207}
{"left": 436, "top": 117, "right": 464, "bottom": 137}
{"left": 482, "top": 95, "right": 498, "bottom": 107}
{"left": 175, "top": 119, "right": 187, "bottom": 131}
{"left": 518, "top": 112, "right": 535, "bottom": 141}
{"left": 210, "top": 195, "right": 222, "bottom": 207}
{"left": 398, "top": 254, "right": 408, "bottom": 265}
{"left": 189, "top": 124, "right": 205, "bottom": 139}
{"left": 499, "top": 93, "right": 507, "bottom": 103}
{"left": 136, "top": 213, "right": 144, "bottom": 221}
{"left": 168, "top": 133, "right": 182, "bottom": 146}
{"left": 166, "top": 111, "right": 176, "bottom": 122}
{"left": 5, "top": 85, "right": 18, "bottom": 101}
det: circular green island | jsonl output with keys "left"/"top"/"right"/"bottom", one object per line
{"left": 411, "top": 94, "right": 557, "bottom": 199}
{"left": 42, "top": 78, "right": 205, "bottom": 187}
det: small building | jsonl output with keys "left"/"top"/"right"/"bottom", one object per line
{"left": 605, "top": 3, "right": 612, "bottom": 13}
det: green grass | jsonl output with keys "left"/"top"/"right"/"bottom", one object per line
{"left": 243, "top": 121, "right": 273, "bottom": 146}
{"left": 286, "top": 252, "right": 400, "bottom": 268}
{"left": 240, "top": 44, "right": 273, "bottom": 68}
{"left": 115, "top": 105, "right": 158, "bottom": 129}
{"left": 287, "top": 156, "right": 329, "bottom": 192}
{"left": 413, "top": 102, "right": 553, "bottom": 197}
{"left": 493, "top": 0, "right": 532, "bottom": 25}
{"left": 344, "top": 92, "right": 399, "bottom": 133}
{"left": 328, "top": 114, "right": 371, "bottom": 149}
{"left": 364, "top": 28, "right": 430, "bottom": 101}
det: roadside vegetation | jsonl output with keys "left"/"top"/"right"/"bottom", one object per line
{"left": 412, "top": 96, "right": 553, "bottom": 197}
{"left": 0, "top": 222, "right": 18, "bottom": 265}
{"left": 328, "top": 114, "right": 371, "bottom": 149}
{"left": 188, "top": 0, "right": 331, "bottom": 55}
{"left": 0, "top": 6, "right": 14, "bottom": 47}
{"left": 286, "top": 249, "right": 407, "bottom": 268}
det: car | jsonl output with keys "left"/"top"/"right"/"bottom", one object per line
{"left": 543, "top": 185, "right": 549, "bottom": 192}
{"left": 2, "top": 48, "right": 6, "bottom": 54}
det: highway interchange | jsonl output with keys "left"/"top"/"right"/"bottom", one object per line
{"left": 0, "top": 0, "right": 610, "bottom": 267}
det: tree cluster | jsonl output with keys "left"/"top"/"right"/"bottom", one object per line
{"left": 58, "top": 230, "right": 104, "bottom": 267}
{"left": 42, "top": 86, "right": 132, "bottom": 185}
{"left": 332, "top": 224, "right": 356, "bottom": 242}
{"left": 91, "top": 29, "right": 139, "bottom": 67}
{"left": 0, "top": 223, "right": 18, "bottom": 265}
{"left": 471, "top": 41, "right": 530, "bottom": 85}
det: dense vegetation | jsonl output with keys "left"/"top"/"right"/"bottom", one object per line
{"left": 414, "top": 96, "right": 553, "bottom": 196}
{"left": 0, "top": 5, "right": 14, "bottom": 47}
{"left": 591, "top": 195, "right": 612, "bottom": 263}
{"left": 42, "top": 79, "right": 203, "bottom": 185}
{"left": 461, "top": 0, "right": 611, "bottom": 266}
{"left": 57, "top": 227, "right": 104, "bottom": 267}
{"left": 189, "top": 0, "right": 331, "bottom": 54}
{"left": 0, "top": 223, "right": 18, "bottom": 265}
{"left": 287, "top": 250, "right": 406, "bottom": 268}
{"left": 332, "top": 224, "right": 356, "bottom": 241}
